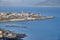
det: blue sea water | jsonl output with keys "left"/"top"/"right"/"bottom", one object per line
{"left": 0, "top": 6, "right": 60, "bottom": 40}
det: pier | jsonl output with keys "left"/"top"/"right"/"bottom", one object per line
{"left": 5, "top": 24, "right": 27, "bottom": 28}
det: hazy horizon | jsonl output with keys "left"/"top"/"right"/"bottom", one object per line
{"left": 0, "top": 0, "right": 60, "bottom": 7}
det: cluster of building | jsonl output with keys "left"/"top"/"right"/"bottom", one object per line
{"left": 0, "top": 12, "right": 41, "bottom": 20}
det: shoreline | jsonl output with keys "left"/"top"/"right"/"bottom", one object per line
{"left": 0, "top": 12, "right": 54, "bottom": 22}
{"left": 0, "top": 16, "right": 54, "bottom": 22}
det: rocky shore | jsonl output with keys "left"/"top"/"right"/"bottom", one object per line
{"left": 0, "top": 28, "right": 26, "bottom": 40}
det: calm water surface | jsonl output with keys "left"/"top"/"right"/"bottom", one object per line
{"left": 0, "top": 7, "right": 60, "bottom": 40}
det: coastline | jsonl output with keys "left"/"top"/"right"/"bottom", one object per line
{"left": 0, "top": 12, "right": 54, "bottom": 22}
{"left": 0, "top": 16, "right": 54, "bottom": 22}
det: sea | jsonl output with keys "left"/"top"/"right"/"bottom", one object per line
{"left": 0, "top": 6, "right": 60, "bottom": 40}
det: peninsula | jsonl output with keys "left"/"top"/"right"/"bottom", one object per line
{"left": 0, "top": 11, "right": 54, "bottom": 22}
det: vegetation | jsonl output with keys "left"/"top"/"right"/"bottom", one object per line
{"left": 0, "top": 18, "right": 11, "bottom": 21}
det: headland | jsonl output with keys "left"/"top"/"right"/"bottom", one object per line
{"left": 0, "top": 11, "right": 54, "bottom": 22}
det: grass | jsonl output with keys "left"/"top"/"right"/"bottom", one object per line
{"left": 0, "top": 18, "right": 11, "bottom": 21}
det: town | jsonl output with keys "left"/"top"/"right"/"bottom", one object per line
{"left": 0, "top": 11, "right": 54, "bottom": 22}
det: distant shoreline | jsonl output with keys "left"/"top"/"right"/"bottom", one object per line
{"left": 0, "top": 16, "right": 54, "bottom": 22}
{"left": 0, "top": 12, "right": 54, "bottom": 22}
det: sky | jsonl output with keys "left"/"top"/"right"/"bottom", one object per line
{"left": 0, "top": 0, "right": 60, "bottom": 7}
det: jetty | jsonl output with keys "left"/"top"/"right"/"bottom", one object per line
{"left": 5, "top": 24, "right": 27, "bottom": 28}
{"left": 0, "top": 28, "right": 26, "bottom": 40}
{"left": 0, "top": 12, "right": 54, "bottom": 22}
